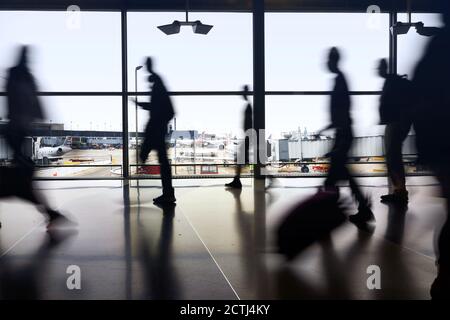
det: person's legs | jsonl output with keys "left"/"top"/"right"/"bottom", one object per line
{"left": 347, "top": 174, "right": 375, "bottom": 224}
{"left": 430, "top": 166, "right": 450, "bottom": 299}
{"left": 5, "top": 125, "right": 27, "bottom": 165}
{"left": 139, "top": 137, "right": 152, "bottom": 164}
{"left": 21, "top": 188, "right": 60, "bottom": 219}
{"left": 139, "top": 123, "right": 153, "bottom": 164}
{"left": 324, "top": 158, "right": 340, "bottom": 192}
{"left": 324, "top": 139, "right": 341, "bottom": 190}
{"left": 5, "top": 133, "right": 21, "bottom": 158}
{"left": 157, "top": 143, "right": 174, "bottom": 196}
{"left": 3, "top": 129, "right": 73, "bottom": 228}
{"left": 382, "top": 122, "right": 409, "bottom": 203}
{"left": 348, "top": 175, "right": 370, "bottom": 210}
{"left": 324, "top": 128, "right": 351, "bottom": 191}
{"left": 18, "top": 178, "right": 72, "bottom": 228}
{"left": 236, "top": 165, "right": 242, "bottom": 177}
{"left": 226, "top": 139, "right": 249, "bottom": 189}
{"left": 153, "top": 134, "right": 175, "bottom": 204}
{"left": 332, "top": 128, "right": 374, "bottom": 224}
{"left": 225, "top": 165, "right": 243, "bottom": 189}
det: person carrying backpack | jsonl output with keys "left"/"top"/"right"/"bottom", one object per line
{"left": 132, "top": 57, "right": 176, "bottom": 204}
{"left": 377, "top": 58, "right": 412, "bottom": 204}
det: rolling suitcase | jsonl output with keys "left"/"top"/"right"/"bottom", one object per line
{"left": 277, "top": 189, "right": 347, "bottom": 260}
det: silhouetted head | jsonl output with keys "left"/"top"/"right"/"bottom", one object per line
{"left": 145, "top": 57, "right": 154, "bottom": 73}
{"left": 377, "top": 59, "right": 388, "bottom": 78}
{"left": 242, "top": 85, "right": 250, "bottom": 101}
{"left": 16, "top": 45, "right": 30, "bottom": 68}
{"left": 327, "top": 47, "right": 341, "bottom": 74}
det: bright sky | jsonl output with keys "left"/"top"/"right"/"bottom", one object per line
{"left": 0, "top": 11, "right": 442, "bottom": 137}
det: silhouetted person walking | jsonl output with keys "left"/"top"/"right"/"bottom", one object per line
{"left": 2, "top": 46, "right": 71, "bottom": 229}
{"left": 321, "top": 47, "right": 374, "bottom": 224}
{"left": 226, "top": 85, "right": 252, "bottom": 189}
{"left": 412, "top": 4, "right": 450, "bottom": 299}
{"left": 133, "top": 57, "right": 175, "bottom": 204}
{"left": 5, "top": 46, "right": 43, "bottom": 167}
{"left": 377, "top": 58, "right": 412, "bottom": 204}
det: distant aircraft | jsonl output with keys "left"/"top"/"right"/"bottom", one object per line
{"left": 36, "top": 137, "right": 72, "bottom": 164}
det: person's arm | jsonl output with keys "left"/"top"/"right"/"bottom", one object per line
{"left": 137, "top": 102, "right": 151, "bottom": 110}
{"left": 317, "top": 124, "right": 333, "bottom": 135}
{"left": 379, "top": 80, "right": 392, "bottom": 124}
{"left": 130, "top": 97, "right": 151, "bottom": 110}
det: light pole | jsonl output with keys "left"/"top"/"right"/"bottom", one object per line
{"left": 174, "top": 117, "right": 177, "bottom": 175}
{"left": 135, "top": 65, "right": 143, "bottom": 173}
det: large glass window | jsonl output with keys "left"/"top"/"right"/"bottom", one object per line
{"left": 265, "top": 13, "right": 390, "bottom": 91}
{"left": 127, "top": 12, "right": 253, "bottom": 91}
{"left": 127, "top": 12, "right": 253, "bottom": 177}
{"left": 397, "top": 13, "right": 444, "bottom": 76}
{"left": 128, "top": 96, "right": 250, "bottom": 177}
{"left": 0, "top": 11, "right": 122, "bottom": 178}
{"left": 0, "top": 9, "right": 431, "bottom": 179}
{"left": 264, "top": 94, "right": 420, "bottom": 176}
{"left": 0, "top": 11, "right": 121, "bottom": 92}
{"left": 266, "top": 95, "right": 382, "bottom": 138}
{"left": 1, "top": 96, "right": 122, "bottom": 177}
{"left": 264, "top": 13, "right": 396, "bottom": 177}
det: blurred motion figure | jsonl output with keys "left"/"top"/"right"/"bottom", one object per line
{"left": 1, "top": 45, "right": 70, "bottom": 228}
{"left": 5, "top": 45, "right": 43, "bottom": 166}
{"left": 377, "top": 58, "right": 412, "bottom": 204}
{"left": 226, "top": 85, "right": 252, "bottom": 189}
{"left": 133, "top": 57, "right": 176, "bottom": 204}
{"left": 412, "top": 4, "right": 450, "bottom": 299}
{"left": 321, "top": 47, "right": 374, "bottom": 225}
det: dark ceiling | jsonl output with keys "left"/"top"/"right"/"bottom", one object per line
{"left": 0, "top": 0, "right": 444, "bottom": 13}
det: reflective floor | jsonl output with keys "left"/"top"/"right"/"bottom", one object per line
{"left": 0, "top": 176, "right": 445, "bottom": 299}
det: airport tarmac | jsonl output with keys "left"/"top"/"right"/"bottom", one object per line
{"left": 33, "top": 148, "right": 425, "bottom": 179}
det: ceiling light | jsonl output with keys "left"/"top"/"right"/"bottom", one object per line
{"left": 158, "top": 21, "right": 181, "bottom": 35}
{"left": 157, "top": 0, "right": 213, "bottom": 35}
{"left": 192, "top": 20, "right": 213, "bottom": 35}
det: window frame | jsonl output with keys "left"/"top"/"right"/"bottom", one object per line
{"left": 0, "top": 8, "right": 408, "bottom": 180}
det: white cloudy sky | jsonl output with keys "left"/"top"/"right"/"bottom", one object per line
{"left": 0, "top": 10, "right": 442, "bottom": 136}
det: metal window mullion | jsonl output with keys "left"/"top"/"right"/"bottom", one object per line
{"left": 253, "top": 0, "right": 265, "bottom": 180}
{"left": 121, "top": 9, "right": 129, "bottom": 179}
{"left": 389, "top": 11, "right": 398, "bottom": 75}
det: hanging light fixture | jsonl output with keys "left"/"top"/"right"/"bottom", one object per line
{"left": 391, "top": 0, "right": 437, "bottom": 36}
{"left": 157, "top": 0, "right": 213, "bottom": 35}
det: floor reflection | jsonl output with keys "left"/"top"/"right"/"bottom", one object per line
{"left": 275, "top": 228, "right": 373, "bottom": 299}
{"left": 0, "top": 178, "right": 442, "bottom": 299}
{"left": 0, "top": 229, "right": 77, "bottom": 299}
{"left": 138, "top": 203, "right": 180, "bottom": 299}
{"left": 228, "top": 185, "right": 271, "bottom": 299}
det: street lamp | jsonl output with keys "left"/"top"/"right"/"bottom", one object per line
{"left": 135, "top": 65, "right": 143, "bottom": 173}
{"left": 174, "top": 117, "right": 177, "bottom": 175}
